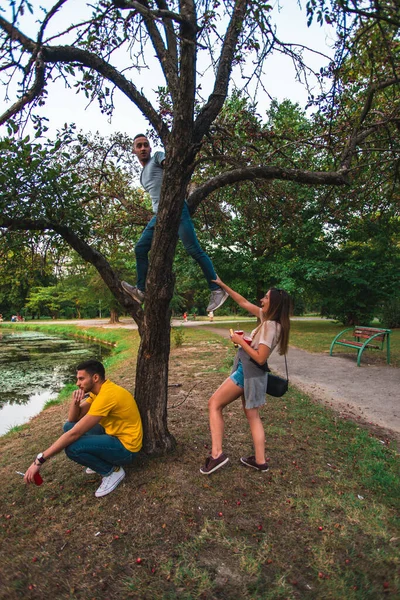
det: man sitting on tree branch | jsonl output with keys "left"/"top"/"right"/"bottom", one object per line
{"left": 122, "top": 134, "right": 228, "bottom": 313}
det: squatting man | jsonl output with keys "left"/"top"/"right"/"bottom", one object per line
{"left": 24, "top": 360, "right": 143, "bottom": 498}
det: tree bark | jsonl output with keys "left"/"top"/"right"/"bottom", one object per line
{"left": 109, "top": 309, "right": 120, "bottom": 324}
{"left": 133, "top": 144, "right": 195, "bottom": 454}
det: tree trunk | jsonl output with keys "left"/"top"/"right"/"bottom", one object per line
{"left": 109, "top": 309, "right": 120, "bottom": 324}
{"left": 134, "top": 148, "right": 195, "bottom": 455}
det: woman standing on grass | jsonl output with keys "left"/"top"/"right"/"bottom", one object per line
{"left": 200, "top": 276, "right": 290, "bottom": 475}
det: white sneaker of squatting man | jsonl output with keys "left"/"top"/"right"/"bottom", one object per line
{"left": 95, "top": 467, "right": 125, "bottom": 497}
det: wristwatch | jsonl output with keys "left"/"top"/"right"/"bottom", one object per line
{"left": 35, "top": 452, "right": 46, "bottom": 465}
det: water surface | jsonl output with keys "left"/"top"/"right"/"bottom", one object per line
{"left": 0, "top": 329, "right": 111, "bottom": 435}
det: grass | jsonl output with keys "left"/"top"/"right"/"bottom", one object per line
{"left": 0, "top": 323, "right": 399, "bottom": 599}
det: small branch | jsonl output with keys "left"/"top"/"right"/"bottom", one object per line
{"left": 168, "top": 384, "right": 197, "bottom": 409}
{"left": 0, "top": 53, "right": 45, "bottom": 126}
{"left": 340, "top": 76, "right": 400, "bottom": 169}
{"left": 37, "top": 0, "right": 69, "bottom": 46}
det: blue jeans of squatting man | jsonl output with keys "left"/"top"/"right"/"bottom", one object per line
{"left": 135, "top": 201, "right": 218, "bottom": 292}
{"left": 63, "top": 422, "right": 139, "bottom": 476}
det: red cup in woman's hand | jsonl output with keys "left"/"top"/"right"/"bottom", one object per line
{"left": 243, "top": 336, "right": 252, "bottom": 345}
{"left": 234, "top": 330, "right": 244, "bottom": 336}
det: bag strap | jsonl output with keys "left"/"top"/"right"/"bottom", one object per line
{"left": 284, "top": 354, "right": 289, "bottom": 382}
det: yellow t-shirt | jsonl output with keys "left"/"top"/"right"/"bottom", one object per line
{"left": 87, "top": 380, "right": 143, "bottom": 452}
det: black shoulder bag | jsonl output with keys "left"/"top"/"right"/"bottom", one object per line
{"left": 266, "top": 355, "right": 289, "bottom": 397}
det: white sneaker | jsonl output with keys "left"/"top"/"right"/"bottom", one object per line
{"left": 95, "top": 467, "right": 125, "bottom": 498}
{"left": 121, "top": 281, "right": 145, "bottom": 303}
{"left": 85, "top": 467, "right": 96, "bottom": 475}
{"left": 207, "top": 288, "right": 229, "bottom": 312}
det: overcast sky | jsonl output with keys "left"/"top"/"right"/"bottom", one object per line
{"left": 1, "top": 0, "right": 335, "bottom": 141}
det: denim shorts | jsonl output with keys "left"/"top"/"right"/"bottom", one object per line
{"left": 230, "top": 359, "right": 244, "bottom": 388}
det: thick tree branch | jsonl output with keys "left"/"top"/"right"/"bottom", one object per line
{"left": 0, "top": 16, "right": 37, "bottom": 51}
{"left": 113, "top": 0, "right": 181, "bottom": 99}
{"left": 187, "top": 166, "right": 349, "bottom": 213}
{"left": 193, "top": 0, "right": 248, "bottom": 142}
{"left": 155, "top": 0, "right": 178, "bottom": 68}
{"left": 112, "top": 0, "right": 191, "bottom": 27}
{"left": 0, "top": 16, "right": 168, "bottom": 139}
{"left": 176, "top": 0, "right": 197, "bottom": 129}
{"left": 0, "top": 216, "right": 144, "bottom": 329}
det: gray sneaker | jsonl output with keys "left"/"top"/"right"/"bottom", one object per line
{"left": 207, "top": 288, "right": 229, "bottom": 312}
{"left": 121, "top": 281, "right": 145, "bottom": 303}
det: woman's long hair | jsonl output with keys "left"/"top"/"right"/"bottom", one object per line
{"left": 263, "top": 288, "right": 291, "bottom": 355}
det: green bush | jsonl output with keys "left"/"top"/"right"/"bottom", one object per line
{"left": 379, "top": 297, "right": 400, "bottom": 328}
{"left": 172, "top": 327, "right": 186, "bottom": 347}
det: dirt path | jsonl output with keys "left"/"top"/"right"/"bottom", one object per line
{"left": 206, "top": 326, "right": 400, "bottom": 447}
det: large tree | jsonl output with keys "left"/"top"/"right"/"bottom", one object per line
{"left": 0, "top": 0, "right": 398, "bottom": 453}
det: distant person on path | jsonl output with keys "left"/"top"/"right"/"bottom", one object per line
{"left": 24, "top": 360, "right": 143, "bottom": 498}
{"left": 121, "top": 134, "right": 228, "bottom": 313}
{"left": 200, "top": 277, "right": 290, "bottom": 475}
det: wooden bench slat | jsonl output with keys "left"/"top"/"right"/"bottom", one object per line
{"left": 339, "top": 340, "right": 380, "bottom": 349}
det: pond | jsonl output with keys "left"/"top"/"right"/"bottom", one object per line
{"left": 0, "top": 329, "right": 112, "bottom": 436}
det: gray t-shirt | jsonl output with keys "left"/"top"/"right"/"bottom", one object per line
{"left": 250, "top": 309, "right": 281, "bottom": 353}
{"left": 140, "top": 151, "right": 165, "bottom": 213}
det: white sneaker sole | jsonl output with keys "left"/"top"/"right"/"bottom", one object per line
{"left": 95, "top": 469, "right": 125, "bottom": 497}
{"left": 240, "top": 457, "right": 269, "bottom": 472}
{"left": 200, "top": 456, "right": 229, "bottom": 475}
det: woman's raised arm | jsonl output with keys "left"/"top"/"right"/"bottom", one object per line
{"left": 213, "top": 276, "right": 260, "bottom": 318}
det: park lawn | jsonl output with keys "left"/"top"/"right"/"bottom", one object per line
{"left": 0, "top": 324, "right": 399, "bottom": 600}
{"left": 222, "top": 319, "right": 400, "bottom": 368}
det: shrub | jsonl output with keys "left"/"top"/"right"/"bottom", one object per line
{"left": 379, "top": 297, "right": 400, "bottom": 328}
{"left": 172, "top": 327, "right": 186, "bottom": 347}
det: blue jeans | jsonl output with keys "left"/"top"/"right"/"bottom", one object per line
{"left": 63, "top": 422, "right": 139, "bottom": 476}
{"left": 135, "top": 201, "right": 218, "bottom": 291}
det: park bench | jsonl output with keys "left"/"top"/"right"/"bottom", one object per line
{"left": 329, "top": 326, "right": 391, "bottom": 367}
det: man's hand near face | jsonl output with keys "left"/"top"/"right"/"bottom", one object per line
{"left": 68, "top": 389, "right": 90, "bottom": 422}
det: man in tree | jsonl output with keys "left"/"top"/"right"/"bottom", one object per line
{"left": 122, "top": 134, "right": 228, "bottom": 313}
{"left": 24, "top": 360, "right": 143, "bottom": 498}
